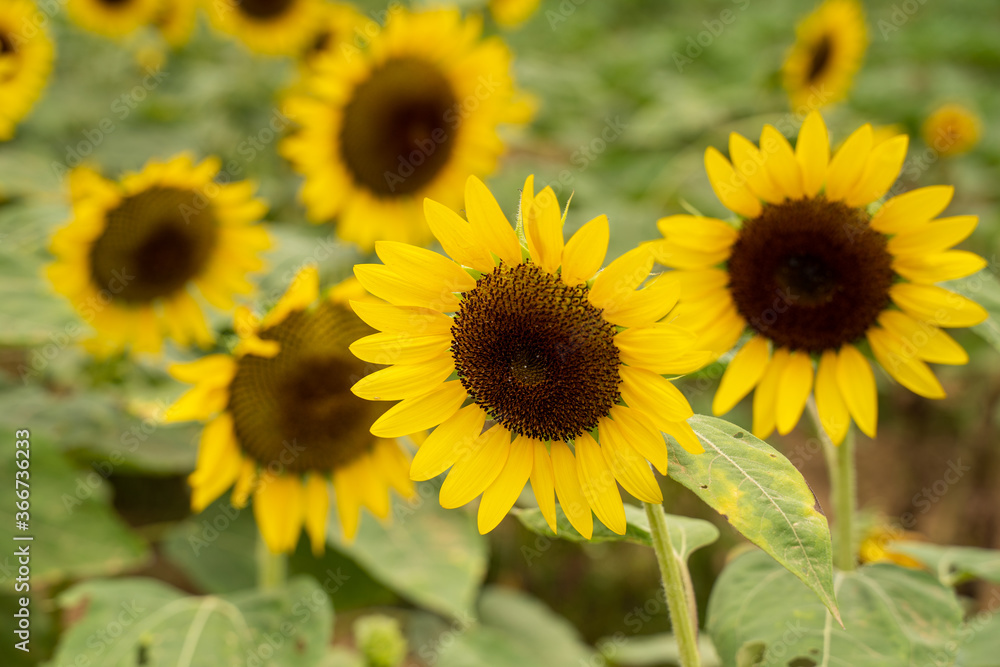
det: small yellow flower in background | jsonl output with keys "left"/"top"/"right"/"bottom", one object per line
{"left": 67, "top": 0, "right": 162, "bottom": 39}
{"left": 350, "top": 175, "right": 708, "bottom": 538}
{"left": 166, "top": 267, "right": 416, "bottom": 553}
{"left": 858, "top": 524, "right": 924, "bottom": 569}
{"left": 0, "top": 0, "right": 55, "bottom": 140}
{"left": 922, "top": 104, "right": 981, "bottom": 158}
{"left": 205, "top": 0, "right": 324, "bottom": 56}
{"left": 298, "top": 1, "right": 366, "bottom": 68}
{"left": 489, "top": 0, "right": 541, "bottom": 28}
{"left": 47, "top": 154, "right": 271, "bottom": 356}
{"left": 281, "top": 8, "right": 533, "bottom": 250}
{"left": 155, "top": 0, "right": 199, "bottom": 48}
{"left": 782, "top": 0, "right": 867, "bottom": 110}
{"left": 655, "top": 112, "right": 987, "bottom": 444}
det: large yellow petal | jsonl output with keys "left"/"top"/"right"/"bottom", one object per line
{"left": 598, "top": 418, "right": 663, "bottom": 503}
{"left": 795, "top": 111, "right": 829, "bottom": 198}
{"left": 575, "top": 432, "right": 626, "bottom": 535}
{"left": 423, "top": 198, "right": 494, "bottom": 272}
{"left": 561, "top": 215, "right": 609, "bottom": 287}
{"left": 814, "top": 350, "right": 850, "bottom": 445}
{"left": 439, "top": 425, "right": 510, "bottom": 509}
{"left": 349, "top": 332, "right": 453, "bottom": 365}
{"left": 610, "top": 406, "right": 670, "bottom": 474}
{"left": 465, "top": 176, "right": 521, "bottom": 267}
{"left": 712, "top": 335, "right": 770, "bottom": 415}
{"left": 776, "top": 350, "right": 814, "bottom": 435}
{"left": 619, "top": 365, "right": 693, "bottom": 427}
{"left": 705, "top": 147, "right": 762, "bottom": 218}
{"left": 835, "top": 344, "right": 877, "bottom": 439}
{"left": 759, "top": 125, "right": 803, "bottom": 200}
{"left": 354, "top": 264, "right": 461, "bottom": 312}
{"left": 870, "top": 185, "right": 954, "bottom": 234}
{"left": 524, "top": 185, "right": 564, "bottom": 274}
{"left": 877, "top": 310, "right": 968, "bottom": 365}
{"left": 844, "top": 135, "right": 909, "bottom": 207}
{"left": 867, "top": 328, "right": 945, "bottom": 399}
{"left": 892, "top": 251, "right": 987, "bottom": 284}
{"left": 826, "top": 123, "right": 873, "bottom": 202}
{"left": 752, "top": 348, "right": 789, "bottom": 439}
{"left": 588, "top": 245, "right": 655, "bottom": 311}
{"left": 663, "top": 419, "right": 704, "bottom": 455}
{"left": 656, "top": 215, "right": 739, "bottom": 254}
{"left": 373, "top": 439, "right": 414, "bottom": 498}
{"left": 409, "top": 404, "right": 488, "bottom": 480}
{"left": 253, "top": 474, "right": 304, "bottom": 554}
{"left": 375, "top": 241, "right": 477, "bottom": 293}
{"left": 351, "top": 355, "right": 455, "bottom": 401}
{"left": 602, "top": 274, "right": 681, "bottom": 328}
{"left": 887, "top": 216, "right": 978, "bottom": 256}
{"left": 189, "top": 415, "right": 243, "bottom": 512}
{"left": 304, "top": 473, "right": 330, "bottom": 556}
{"left": 230, "top": 458, "right": 257, "bottom": 509}
{"left": 614, "top": 324, "right": 699, "bottom": 371}
{"left": 550, "top": 440, "right": 593, "bottom": 539}
{"left": 369, "top": 380, "right": 468, "bottom": 438}
{"left": 890, "top": 283, "right": 988, "bottom": 328}
{"left": 332, "top": 467, "right": 361, "bottom": 541}
{"left": 529, "top": 439, "right": 557, "bottom": 533}
{"left": 350, "top": 300, "right": 454, "bottom": 336}
{"left": 169, "top": 354, "right": 237, "bottom": 385}
{"left": 729, "top": 133, "right": 784, "bottom": 203}
{"left": 478, "top": 435, "right": 533, "bottom": 533}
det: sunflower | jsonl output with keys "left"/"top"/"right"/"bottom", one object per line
{"left": 166, "top": 267, "right": 415, "bottom": 553}
{"left": 922, "top": 104, "right": 981, "bottom": 158}
{"left": 350, "top": 175, "right": 707, "bottom": 538}
{"left": 489, "top": 0, "right": 540, "bottom": 28}
{"left": 858, "top": 524, "right": 924, "bottom": 569}
{"left": 281, "top": 8, "right": 533, "bottom": 250}
{"left": 655, "top": 112, "right": 987, "bottom": 445}
{"left": 782, "top": 0, "right": 867, "bottom": 110}
{"left": 0, "top": 0, "right": 54, "bottom": 140}
{"left": 155, "top": 0, "right": 199, "bottom": 47}
{"left": 47, "top": 154, "right": 271, "bottom": 356}
{"left": 205, "top": 0, "right": 323, "bottom": 56}
{"left": 298, "top": 1, "right": 365, "bottom": 68}
{"left": 66, "top": 0, "right": 162, "bottom": 39}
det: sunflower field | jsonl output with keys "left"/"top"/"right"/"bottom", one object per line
{"left": 3, "top": 0, "right": 1000, "bottom": 665}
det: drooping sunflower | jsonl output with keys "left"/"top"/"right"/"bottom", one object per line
{"left": 782, "top": 0, "right": 867, "bottom": 110}
{"left": 66, "top": 0, "right": 162, "bottom": 39}
{"left": 47, "top": 154, "right": 271, "bottom": 356}
{"left": 167, "top": 267, "right": 415, "bottom": 553}
{"left": 298, "top": 1, "right": 365, "bottom": 69}
{"left": 205, "top": 0, "right": 323, "bottom": 56}
{"left": 281, "top": 8, "right": 533, "bottom": 250}
{"left": 350, "top": 175, "right": 708, "bottom": 537}
{"left": 155, "top": 0, "right": 199, "bottom": 47}
{"left": 655, "top": 112, "right": 987, "bottom": 444}
{"left": 489, "top": 0, "right": 540, "bottom": 28}
{"left": 0, "top": 0, "right": 54, "bottom": 140}
{"left": 922, "top": 104, "right": 981, "bottom": 158}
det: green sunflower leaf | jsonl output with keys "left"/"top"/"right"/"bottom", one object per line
{"left": 49, "top": 576, "right": 333, "bottom": 667}
{"left": 955, "top": 611, "right": 1000, "bottom": 667}
{"left": 665, "top": 415, "right": 839, "bottom": 622}
{"left": 514, "top": 504, "right": 719, "bottom": 562}
{"left": 706, "top": 550, "right": 964, "bottom": 667}
{"left": 889, "top": 542, "right": 1000, "bottom": 585}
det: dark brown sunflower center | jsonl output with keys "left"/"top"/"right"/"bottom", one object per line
{"left": 237, "top": 0, "right": 294, "bottom": 20}
{"left": 226, "top": 302, "right": 387, "bottom": 474}
{"left": 727, "top": 197, "right": 894, "bottom": 353}
{"left": 88, "top": 187, "right": 218, "bottom": 304}
{"left": 451, "top": 263, "right": 621, "bottom": 442}
{"left": 339, "top": 57, "right": 458, "bottom": 198}
{"left": 0, "top": 32, "right": 15, "bottom": 55}
{"left": 807, "top": 34, "right": 833, "bottom": 82}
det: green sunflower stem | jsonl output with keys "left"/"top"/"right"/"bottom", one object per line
{"left": 643, "top": 502, "right": 702, "bottom": 667}
{"left": 809, "top": 398, "right": 857, "bottom": 572}
{"left": 256, "top": 531, "right": 288, "bottom": 591}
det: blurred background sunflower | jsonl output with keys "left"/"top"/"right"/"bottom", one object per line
{"left": 0, "top": 0, "right": 54, "bottom": 140}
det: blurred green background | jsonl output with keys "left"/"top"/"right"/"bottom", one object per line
{"left": 2, "top": 0, "right": 999, "bottom": 664}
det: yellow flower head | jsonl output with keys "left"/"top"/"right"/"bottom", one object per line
{"left": 47, "top": 154, "right": 271, "bottom": 356}
{"left": 656, "top": 112, "right": 987, "bottom": 444}
{"left": 858, "top": 524, "right": 924, "bottom": 569}
{"left": 281, "top": 8, "right": 533, "bottom": 250}
{"left": 782, "top": 0, "right": 867, "bottom": 110}
{"left": 67, "top": 0, "right": 162, "bottom": 39}
{"left": 166, "top": 267, "right": 416, "bottom": 553}
{"left": 0, "top": 0, "right": 54, "bottom": 140}
{"left": 489, "top": 0, "right": 540, "bottom": 28}
{"left": 205, "top": 0, "right": 325, "bottom": 56}
{"left": 350, "top": 176, "right": 708, "bottom": 538}
{"left": 922, "top": 104, "right": 981, "bottom": 158}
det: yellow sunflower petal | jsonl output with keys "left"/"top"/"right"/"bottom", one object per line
{"left": 350, "top": 300, "right": 454, "bottom": 336}
{"left": 705, "top": 147, "right": 762, "bottom": 218}
{"left": 844, "top": 135, "right": 909, "bottom": 207}
{"left": 575, "top": 431, "right": 626, "bottom": 535}
{"left": 478, "top": 435, "right": 534, "bottom": 533}
{"left": 169, "top": 354, "right": 237, "bottom": 385}
{"left": 598, "top": 417, "right": 663, "bottom": 503}
{"left": 375, "top": 241, "right": 477, "bottom": 293}
{"left": 349, "top": 332, "right": 453, "bottom": 365}
{"left": 729, "top": 133, "right": 784, "bottom": 203}
{"left": 877, "top": 310, "right": 968, "bottom": 365}
{"left": 712, "top": 335, "right": 771, "bottom": 415}
{"left": 815, "top": 350, "right": 850, "bottom": 445}
{"left": 374, "top": 439, "right": 415, "bottom": 498}
{"left": 776, "top": 350, "right": 814, "bottom": 435}
{"left": 189, "top": 415, "right": 243, "bottom": 512}
{"left": 423, "top": 198, "right": 495, "bottom": 273}
{"left": 253, "top": 474, "right": 304, "bottom": 554}
{"left": 561, "top": 215, "right": 609, "bottom": 287}
{"left": 409, "top": 404, "right": 488, "bottom": 481}
{"left": 870, "top": 185, "right": 954, "bottom": 235}
{"left": 614, "top": 324, "right": 699, "bottom": 371}
{"left": 759, "top": 125, "right": 804, "bottom": 200}
{"left": 588, "top": 245, "right": 655, "bottom": 311}
{"left": 351, "top": 355, "right": 455, "bottom": 401}
{"left": 465, "top": 176, "right": 521, "bottom": 267}
{"left": 166, "top": 383, "right": 230, "bottom": 423}
{"left": 890, "top": 283, "right": 988, "bottom": 328}
{"left": 619, "top": 365, "right": 693, "bottom": 426}
{"left": 524, "top": 185, "right": 564, "bottom": 274}
{"left": 752, "top": 348, "right": 790, "bottom": 440}
{"left": 867, "top": 327, "right": 945, "bottom": 399}
{"left": 261, "top": 265, "right": 319, "bottom": 328}
{"left": 304, "top": 473, "right": 330, "bottom": 556}
{"left": 663, "top": 419, "right": 704, "bottom": 455}
{"left": 333, "top": 467, "right": 362, "bottom": 541}
{"left": 795, "top": 111, "right": 830, "bottom": 198}
{"left": 835, "top": 344, "right": 877, "bottom": 439}
{"left": 887, "top": 215, "right": 978, "bottom": 256}
{"left": 369, "top": 380, "right": 468, "bottom": 438}
{"left": 439, "top": 425, "right": 510, "bottom": 509}
{"left": 550, "top": 440, "right": 593, "bottom": 539}
{"left": 825, "top": 123, "right": 873, "bottom": 202}
{"left": 529, "top": 439, "right": 558, "bottom": 533}
{"left": 656, "top": 215, "right": 739, "bottom": 254}
{"left": 231, "top": 458, "right": 257, "bottom": 509}
{"left": 892, "top": 251, "right": 987, "bottom": 284}
{"left": 354, "top": 264, "right": 461, "bottom": 311}
{"left": 610, "top": 406, "right": 670, "bottom": 474}
{"left": 602, "top": 274, "right": 681, "bottom": 328}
